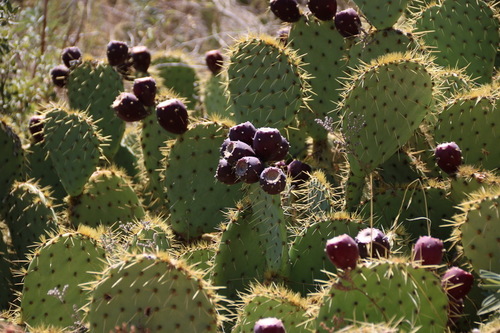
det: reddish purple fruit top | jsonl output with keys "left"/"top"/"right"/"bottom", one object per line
{"left": 130, "top": 46, "right": 151, "bottom": 73}
{"left": 270, "top": 0, "right": 302, "bottom": 23}
{"left": 254, "top": 317, "right": 286, "bottom": 333}
{"left": 442, "top": 267, "right": 474, "bottom": 301}
{"left": 205, "top": 49, "right": 224, "bottom": 75}
{"left": 434, "top": 142, "right": 462, "bottom": 175}
{"left": 325, "top": 234, "right": 359, "bottom": 270}
{"left": 355, "top": 228, "right": 390, "bottom": 259}
{"left": 156, "top": 99, "right": 189, "bottom": 135}
{"left": 107, "top": 40, "right": 129, "bottom": 66}
{"left": 133, "top": 77, "right": 157, "bottom": 107}
{"left": 334, "top": 8, "right": 361, "bottom": 38}
{"left": 28, "top": 115, "right": 45, "bottom": 143}
{"left": 413, "top": 236, "right": 444, "bottom": 266}
{"left": 308, "top": 0, "right": 337, "bottom": 21}
{"left": 61, "top": 46, "right": 82, "bottom": 68}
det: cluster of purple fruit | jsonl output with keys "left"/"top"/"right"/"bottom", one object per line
{"left": 269, "top": 0, "right": 362, "bottom": 38}
{"left": 215, "top": 122, "right": 311, "bottom": 195}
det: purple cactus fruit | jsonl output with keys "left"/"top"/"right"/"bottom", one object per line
{"left": 220, "top": 138, "right": 231, "bottom": 157}
{"left": 287, "top": 160, "right": 312, "bottom": 184}
{"left": 112, "top": 92, "right": 150, "bottom": 122}
{"left": 235, "top": 156, "right": 264, "bottom": 184}
{"left": 215, "top": 159, "right": 240, "bottom": 185}
{"left": 50, "top": 65, "right": 70, "bottom": 87}
{"left": 334, "top": 8, "right": 361, "bottom": 38}
{"left": 228, "top": 121, "right": 257, "bottom": 146}
{"left": 355, "top": 228, "right": 390, "bottom": 259}
{"left": 223, "top": 140, "right": 256, "bottom": 165}
{"left": 133, "top": 77, "right": 157, "bottom": 107}
{"left": 205, "top": 49, "right": 224, "bottom": 75}
{"left": 259, "top": 167, "right": 287, "bottom": 195}
{"left": 434, "top": 142, "right": 462, "bottom": 175}
{"left": 253, "top": 127, "right": 289, "bottom": 162}
{"left": 308, "top": 0, "right": 337, "bottom": 21}
{"left": 413, "top": 236, "right": 444, "bottom": 266}
{"left": 130, "top": 46, "right": 151, "bottom": 73}
{"left": 106, "top": 40, "right": 129, "bottom": 66}
{"left": 28, "top": 115, "right": 45, "bottom": 143}
{"left": 61, "top": 46, "right": 82, "bottom": 68}
{"left": 325, "top": 234, "right": 359, "bottom": 270}
{"left": 441, "top": 267, "right": 474, "bottom": 301}
{"left": 270, "top": 0, "right": 302, "bottom": 23}
{"left": 156, "top": 99, "right": 189, "bottom": 135}
{"left": 253, "top": 317, "right": 286, "bottom": 333}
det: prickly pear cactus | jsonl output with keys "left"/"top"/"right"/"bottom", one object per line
{"left": 413, "top": 0, "right": 499, "bottom": 84}
{"left": 66, "top": 60, "right": 125, "bottom": 158}
{"left": 354, "top": 0, "right": 410, "bottom": 29}
{"left": 0, "top": 119, "right": 23, "bottom": 202}
{"left": 315, "top": 260, "right": 448, "bottom": 332}
{"left": 163, "top": 119, "right": 244, "bottom": 240}
{"left": 20, "top": 228, "right": 107, "bottom": 329}
{"left": 340, "top": 53, "right": 434, "bottom": 210}
{"left": 232, "top": 283, "right": 314, "bottom": 332}
{"left": 42, "top": 106, "right": 103, "bottom": 197}
{"left": 0, "top": 234, "right": 13, "bottom": 310}
{"left": 433, "top": 84, "right": 499, "bottom": 171}
{"left": 68, "top": 168, "right": 145, "bottom": 230}
{"left": 227, "top": 35, "right": 308, "bottom": 130}
{"left": 125, "top": 217, "right": 173, "bottom": 253}
{"left": 85, "top": 252, "right": 221, "bottom": 332}
{"left": 287, "top": 15, "right": 349, "bottom": 139}
{"left": 452, "top": 186, "right": 500, "bottom": 273}
{"left": 0, "top": 181, "right": 58, "bottom": 261}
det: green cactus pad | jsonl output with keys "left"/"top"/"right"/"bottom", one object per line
{"left": 67, "top": 60, "right": 125, "bottom": 158}
{"left": 203, "top": 74, "right": 234, "bottom": 118}
{"left": 452, "top": 187, "right": 500, "bottom": 273}
{"left": 449, "top": 165, "right": 500, "bottom": 204}
{"left": 348, "top": 28, "right": 421, "bottom": 70}
{"left": 288, "top": 15, "right": 349, "bottom": 140}
{"left": 413, "top": 0, "right": 499, "bottom": 84}
{"left": 68, "top": 168, "right": 145, "bottom": 229}
{"left": 177, "top": 241, "right": 217, "bottom": 278}
{"left": 152, "top": 53, "right": 200, "bottom": 111}
{"left": 20, "top": 228, "right": 107, "bottom": 329}
{"left": 0, "top": 181, "right": 58, "bottom": 260}
{"left": 86, "top": 252, "right": 220, "bottom": 332}
{"left": 212, "top": 206, "right": 266, "bottom": 301}
{"left": 315, "top": 260, "right": 448, "bottom": 332}
{"left": 232, "top": 283, "right": 314, "bottom": 332}
{"left": 340, "top": 53, "right": 434, "bottom": 209}
{"left": 25, "top": 142, "right": 66, "bottom": 206}
{"left": 288, "top": 212, "right": 366, "bottom": 296}
{"left": 0, "top": 234, "right": 13, "bottom": 310}
{"left": 42, "top": 107, "right": 103, "bottom": 197}
{"left": 164, "top": 120, "right": 243, "bottom": 240}
{"left": 227, "top": 35, "right": 307, "bottom": 129}
{"left": 125, "top": 217, "right": 173, "bottom": 254}
{"left": 353, "top": 0, "right": 410, "bottom": 29}
{"left": 112, "top": 143, "right": 140, "bottom": 180}
{"left": 434, "top": 84, "right": 499, "bottom": 171}
{"left": 0, "top": 120, "right": 23, "bottom": 202}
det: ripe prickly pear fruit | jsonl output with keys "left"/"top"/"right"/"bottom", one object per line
{"left": 228, "top": 121, "right": 257, "bottom": 146}
{"left": 130, "top": 45, "right": 151, "bottom": 72}
{"left": 441, "top": 267, "right": 474, "bottom": 301}
{"left": 50, "top": 65, "right": 69, "bottom": 87}
{"left": 355, "top": 228, "right": 390, "bottom": 259}
{"left": 434, "top": 142, "right": 462, "bottom": 175}
{"left": 270, "top": 0, "right": 302, "bottom": 22}
{"left": 254, "top": 317, "right": 286, "bottom": 333}
{"left": 287, "top": 159, "right": 311, "bottom": 184}
{"left": 259, "top": 166, "right": 286, "bottom": 195}
{"left": 220, "top": 138, "right": 231, "bottom": 157}
{"left": 215, "top": 158, "right": 240, "bottom": 185}
{"left": 413, "top": 236, "right": 444, "bottom": 266}
{"left": 325, "top": 234, "right": 359, "bottom": 270}
{"left": 156, "top": 99, "right": 189, "bottom": 135}
{"left": 334, "top": 8, "right": 361, "bottom": 38}
{"left": 205, "top": 49, "right": 224, "bottom": 75}
{"left": 112, "top": 92, "right": 149, "bottom": 122}
{"left": 61, "top": 46, "right": 82, "bottom": 68}
{"left": 223, "top": 140, "right": 256, "bottom": 165}
{"left": 28, "top": 115, "right": 44, "bottom": 143}
{"left": 235, "top": 156, "right": 264, "bottom": 184}
{"left": 308, "top": 0, "right": 337, "bottom": 21}
{"left": 106, "top": 40, "right": 129, "bottom": 66}
{"left": 132, "top": 77, "right": 156, "bottom": 107}
{"left": 253, "top": 127, "right": 289, "bottom": 162}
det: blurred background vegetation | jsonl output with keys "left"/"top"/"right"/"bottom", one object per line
{"left": 0, "top": 0, "right": 281, "bottom": 121}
